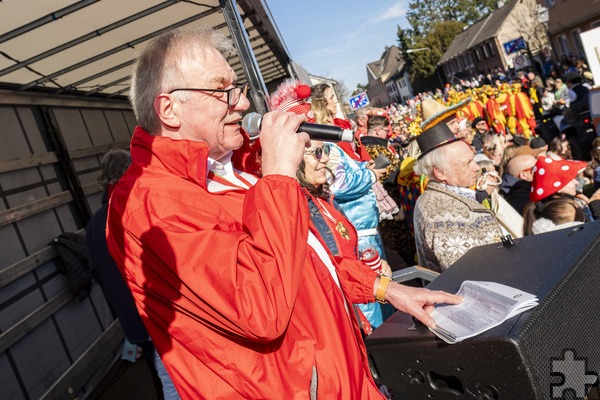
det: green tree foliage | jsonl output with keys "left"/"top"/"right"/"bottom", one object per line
{"left": 398, "top": 20, "right": 465, "bottom": 90}
{"left": 352, "top": 83, "right": 367, "bottom": 97}
{"left": 401, "top": 0, "right": 497, "bottom": 89}
{"left": 412, "top": 21, "right": 466, "bottom": 77}
{"left": 406, "top": 0, "right": 496, "bottom": 36}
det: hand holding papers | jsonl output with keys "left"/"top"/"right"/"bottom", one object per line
{"left": 429, "top": 281, "right": 539, "bottom": 344}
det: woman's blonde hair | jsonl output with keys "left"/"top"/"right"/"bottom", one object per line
{"left": 311, "top": 97, "right": 332, "bottom": 125}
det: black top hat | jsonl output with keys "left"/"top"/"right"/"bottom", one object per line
{"left": 416, "top": 122, "right": 460, "bottom": 159}
{"left": 471, "top": 116, "right": 486, "bottom": 129}
{"left": 529, "top": 137, "right": 547, "bottom": 149}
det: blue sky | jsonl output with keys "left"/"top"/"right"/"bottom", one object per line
{"left": 266, "top": 0, "right": 412, "bottom": 92}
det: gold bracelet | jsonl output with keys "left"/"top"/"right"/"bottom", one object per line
{"left": 375, "top": 276, "right": 391, "bottom": 304}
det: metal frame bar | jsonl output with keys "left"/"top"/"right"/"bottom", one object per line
{"left": 392, "top": 266, "right": 440, "bottom": 284}
{"left": 0, "top": 0, "right": 100, "bottom": 44}
{"left": 0, "top": 1, "right": 182, "bottom": 78}
{"left": 220, "top": 0, "right": 269, "bottom": 114}
{"left": 21, "top": 8, "right": 221, "bottom": 91}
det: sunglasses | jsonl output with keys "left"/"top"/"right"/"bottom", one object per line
{"left": 305, "top": 145, "right": 330, "bottom": 160}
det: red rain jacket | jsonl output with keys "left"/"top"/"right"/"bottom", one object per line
{"left": 106, "top": 127, "right": 384, "bottom": 399}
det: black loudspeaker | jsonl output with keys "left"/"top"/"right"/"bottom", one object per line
{"left": 366, "top": 220, "right": 600, "bottom": 400}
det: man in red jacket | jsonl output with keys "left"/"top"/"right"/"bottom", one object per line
{"left": 106, "top": 25, "right": 460, "bottom": 400}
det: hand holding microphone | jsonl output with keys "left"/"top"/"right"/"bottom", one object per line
{"left": 254, "top": 111, "right": 310, "bottom": 178}
{"left": 242, "top": 112, "right": 354, "bottom": 142}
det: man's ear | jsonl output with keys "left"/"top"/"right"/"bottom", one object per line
{"left": 433, "top": 165, "right": 447, "bottom": 182}
{"left": 154, "top": 94, "right": 181, "bottom": 129}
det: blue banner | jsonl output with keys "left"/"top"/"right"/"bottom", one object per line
{"left": 503, "top": 38, "right": 526, "bottom": 55}
{"left": 349, "top": 92, "right": 369, "bottom": 110}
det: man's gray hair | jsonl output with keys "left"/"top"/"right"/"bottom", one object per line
{"left": 130, "top": 25, "right": 235, "bottom": 134}
{"left": 414, "top": 145, "right": 451, "bottom": 179}
{"left": 98, "top": 149, "right": 131, "bottom": 189}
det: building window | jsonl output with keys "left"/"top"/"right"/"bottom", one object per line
{"left": 571, "top": 29, "right": 584, "bottom": 57}
{"left": 475, "top": 48, "right": 481, "bottom": 62}
{"left": 557, "top": 34, "right": 569, "bottom": 55}
{"left": 463, "top": 54, "right": 470, "bottom": 68}
{"left": 482, "top": 44, "right": 490, "bottom": 59}
{"left": 488, "top": 42, "right": 495, "bottom": 55}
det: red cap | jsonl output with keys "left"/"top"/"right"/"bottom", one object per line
{"left": 530, "top": 157, "right": 587, "bottom": 202}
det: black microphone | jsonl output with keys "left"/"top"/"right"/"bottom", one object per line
{"left": 241, "top": 112, "right": 353, "bottom": 142}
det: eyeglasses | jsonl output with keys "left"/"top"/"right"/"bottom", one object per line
{"left": 168, "top": 83, "right": 248, "bottom": 107}
{"left": 304, "top": 145, "right": 330, "bottom": 160}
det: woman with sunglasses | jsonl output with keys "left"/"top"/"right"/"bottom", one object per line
{"left": 297, "top": 140, "right": 392, "bottom": 336}
{"left": 267, "top": 79, "right": 396, "bottom": 330}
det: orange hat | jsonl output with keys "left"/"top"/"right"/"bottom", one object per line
{"left": 530, "top": 157, "right": 587, "bottom": 202}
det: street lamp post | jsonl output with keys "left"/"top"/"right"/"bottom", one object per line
{"left": 535, "top": 3, "right": 557, "bottom": 62}
{"left": 405, "top": 47, "right": 431, "bottom": 54}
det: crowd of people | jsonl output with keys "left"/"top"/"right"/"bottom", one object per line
{"left": 380, "top": 58, "right": 593, "bottom": 157}
{"left": 86, "top": 24, "right": 599, "bottom": 399}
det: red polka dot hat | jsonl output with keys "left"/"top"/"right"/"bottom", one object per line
{"left": 530, "top": 156, "right": 587, "bottom": 202}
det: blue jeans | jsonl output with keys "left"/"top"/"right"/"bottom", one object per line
{"left": 153, "top": 348, "right": 181, "bottom": 400}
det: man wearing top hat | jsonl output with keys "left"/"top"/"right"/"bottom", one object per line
{"left": 471, "top": 116, "right": 490, "bottom": 153}
{"left": 412, "top": 101, "right": 504, "bottom": 272}
{"left": 398, "top": 98, "right": 470, "bottom": 235}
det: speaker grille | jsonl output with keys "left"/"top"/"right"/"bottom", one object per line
{"left": 366, "top": 221, "right": 600, "bottom": 399}
{"left": 516, "top": 234, "right": 600, "bottom": 399}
